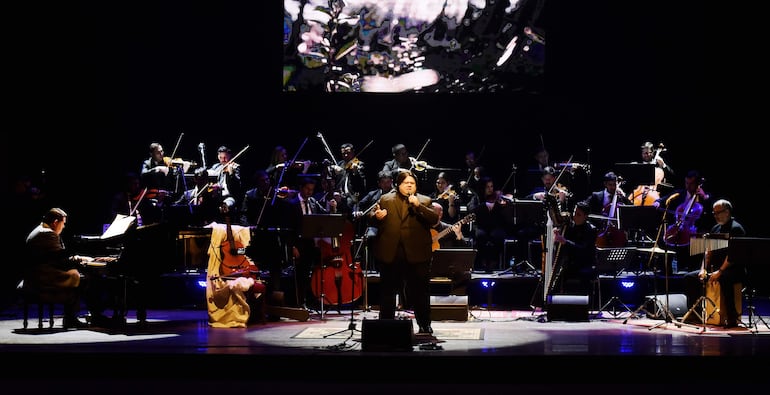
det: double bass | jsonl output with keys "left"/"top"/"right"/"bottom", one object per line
{"left": 311, "top": 220, "right": 363, "bottom": 306}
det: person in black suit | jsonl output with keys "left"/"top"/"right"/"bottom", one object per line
{"left": 24, "top": 208, "right": 115, "bottom": 329}
{"left": 653, "top": 170, "right": 711, "bottom": 272}
{"left": 551, "top": 201, "right": 598, "bottom": 296}
{"left": 582, "top": 171, "right": 632, "bottom": 249}
{"left": 370, "top": 171, "right": 438, "bottom": 335}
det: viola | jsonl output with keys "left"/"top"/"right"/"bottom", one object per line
{"left": 311, "top": 220, "right": 362, "bottom": 306}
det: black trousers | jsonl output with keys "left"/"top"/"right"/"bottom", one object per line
{"left": 377, "top": 243, "right": 431, "bottom": 328}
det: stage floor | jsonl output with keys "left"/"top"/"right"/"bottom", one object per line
{"left": 2, "top": 302, "right": 769, "bottom": 393}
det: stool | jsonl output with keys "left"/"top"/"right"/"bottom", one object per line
{"left": 17, "top": 281, "right": 77, "bottom": 329}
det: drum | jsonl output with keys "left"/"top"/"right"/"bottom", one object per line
{"left": 704, "top": 281, "right": 742, "bottom": 326}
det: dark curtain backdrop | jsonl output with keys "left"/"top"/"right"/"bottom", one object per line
{"left": 6, "top": 1, "right": 763, "bottom": 237}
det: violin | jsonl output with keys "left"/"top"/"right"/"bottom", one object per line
{"left": 345, "top": 158, "right": 362, "bottom": 170}
{"left": 437, "top": 186, "right": 458, "bottom": 200}
{"left": 163, "top": 157, "right": 197, "bottom": 173}
{"left": 409, "top": 157, "right": 429, "bottom": 172}
{"left": 549, "top": 183, "right": 573, "bottom": 198}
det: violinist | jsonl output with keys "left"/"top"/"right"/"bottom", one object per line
{"left": 654, "top": 170, "right": 711, "bottom": 272}
{"left": 174, "top": 167, "right": 220, "bottom": 226}
{"left": 525, "top": 166, "right": 571, "bottom": 210}
{"left": 109, "top": 171, "right": 156, "bottom": 226}
{"left": 266, "top": 145, "right": 311, "bottom": 189}
{"left": 466, "top": 176, "right": 515, "bottom": 273}
{"left": 430, "top": 172, "right": 460, "bottom": 223}
{"left": 140, "top": 142, "right": 174, "bottom": 215}
{"left": 382, "top": 143, "right": 412, "bottom": 180}
{"left": 330, "top": 143, "right": 367, "bottom": 211}
{"left": 207, "top": 145, "right": 243, "bottom": 222}
{"left": 239, "top": 169, "right": 301, "bottom": 316}
{"left": 551, "top": 201, "right": 598, "bottom": 295}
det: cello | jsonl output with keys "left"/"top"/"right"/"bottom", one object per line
{"left": 631, "top": 143, "right": 666, "bottom": 206}
{"left": 664, "top": 182, "right": 704, "bottom": 247}
{"left": 595, "top": 185, "right": 628, "bottom": 248}
{"left": 218, "top": 205, "right": 259, "bottom": 279}
{"left": 311, "top": 220, "right": 363, "bottom": 307}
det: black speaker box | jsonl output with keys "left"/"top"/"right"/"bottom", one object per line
{"left": 361, "top": 319, "right": 414, "bottom": 352}
{"left": 643, "top": 294, "right": 688, "bottom": 319}
{"left": 546, "top": 294, "right": 589, "bottom": 322}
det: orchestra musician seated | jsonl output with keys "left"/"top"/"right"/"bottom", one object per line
{"left": 682, "top": 199, "right": 745, "bottom": 327}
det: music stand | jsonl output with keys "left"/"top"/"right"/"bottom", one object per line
{"left": 613, "top": 163, "right": 657, "bottom": 188}
{"left": 728, "top": 237, "right": 770, "bottom": 332}
{"left": 596, "top": 247, "right": 635, "bottom": 317}
{"left": 512, "top": 199, "right": 545, "bottom": 227}
{"left": 300, "top": 214, "right": 345, "bottom": 320}
{"left": 617, "top": 205, "right": 659, "bottom": 247}
{"left": 510, "top": 199, "right": 544, "bottom": 274}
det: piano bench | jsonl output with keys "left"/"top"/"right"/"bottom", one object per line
{"left": 17, "top": 282, "right": 77, "bottom": 329}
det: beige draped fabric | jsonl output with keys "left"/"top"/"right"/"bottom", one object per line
{"left": 205, "top": 222, "right": 254, "bottom": 328}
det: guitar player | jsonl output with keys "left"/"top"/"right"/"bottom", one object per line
{"left": 430, "top": 202, "right": 472, "bottom": 250}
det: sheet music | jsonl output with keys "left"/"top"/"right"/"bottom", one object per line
{"left": 101, "top": 214, "right": 136, "bottom": 239}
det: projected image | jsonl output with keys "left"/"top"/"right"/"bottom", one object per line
{"left": 283, "top": 0, "right": 544, "bottom": 93}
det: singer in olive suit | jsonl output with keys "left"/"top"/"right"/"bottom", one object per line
{"left": 370, "top": 171, "right": 438, "bottom": 334}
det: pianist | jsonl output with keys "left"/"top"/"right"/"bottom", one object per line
{"left": 25, "top": 207, "right": 115, "bottom": 329}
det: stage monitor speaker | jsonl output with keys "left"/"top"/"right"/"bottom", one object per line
{"left": 430, "top": 295, "right": 469, "bottom": 321}
{"left": 644, "top": 294, "right": 688, "bottom": 319}
{"left": 546, "top": 294, "right": 589, "bottom": 322}
{"left": 361, "top": 319, "right": 414, "bottom": 352}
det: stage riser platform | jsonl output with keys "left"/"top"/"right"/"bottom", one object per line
{"left": 146, "top": 273, "right": 687, "bottom": 312}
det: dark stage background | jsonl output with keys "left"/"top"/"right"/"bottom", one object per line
{"left": 6, "top": 2, "right": 764, "bottom": 238}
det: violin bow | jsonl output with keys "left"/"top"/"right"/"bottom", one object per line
{"left": 409, "top": 139, "right": 431, "bottom": 171}
{"left": 272, "top": 137, "right": 308, "bottom": 205}
{"left": 170, "top": 131, "right": 184, "bottom": 159}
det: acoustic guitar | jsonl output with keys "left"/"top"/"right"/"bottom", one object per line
{"left": 431, "top": 213, "right": 475, "bottom": 251}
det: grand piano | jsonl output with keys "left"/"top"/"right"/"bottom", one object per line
{"left": 72, "top": 217, "right": 178, "bottom": 324}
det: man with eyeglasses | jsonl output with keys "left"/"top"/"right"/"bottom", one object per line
{"left": 683, "top": 199, "right": 746, "bottom": 327}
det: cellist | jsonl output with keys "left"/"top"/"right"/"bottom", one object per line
{"left": 653, "top": 170, "right": 711, "bottom": 272}
{"left": 584, "top": 171, "right": 632, "bottom": 248}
